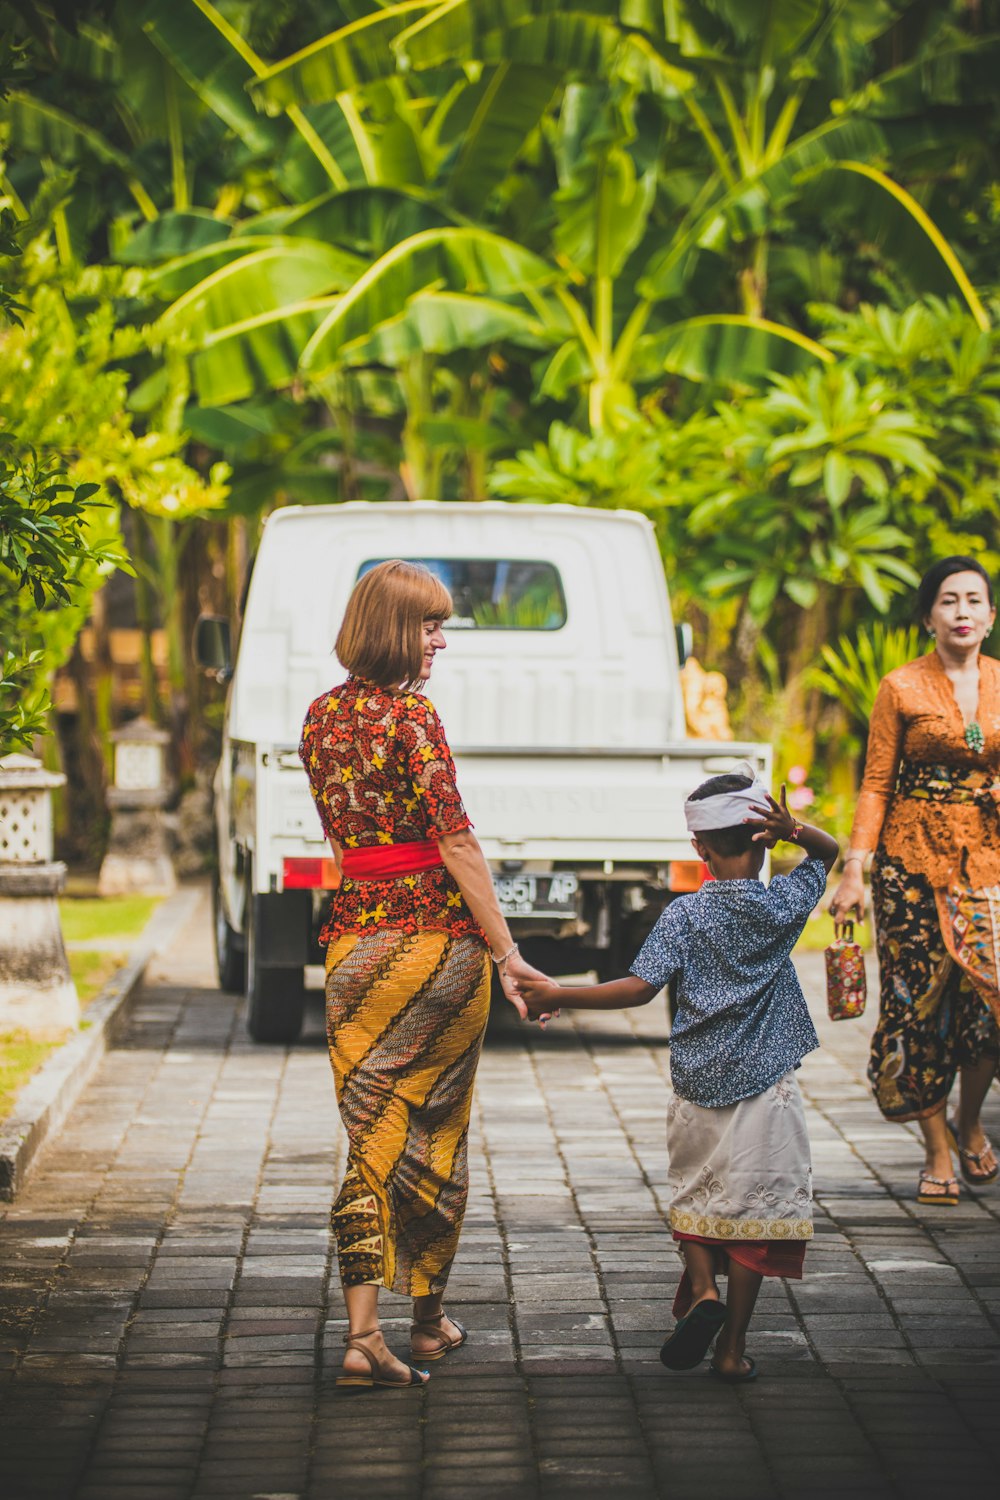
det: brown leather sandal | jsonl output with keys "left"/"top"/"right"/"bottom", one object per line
{"left": 336, "top": 1327, "right": 428, "bottom": 1389}
{"left": 410, "top": 1312, "right": 468, "bottom": 1361}
{"left": 946, "top": 1117, "right": 999, "bottom": 1185}
{"left": 917, "top": 1170, "right": 960, "bottom": 1207}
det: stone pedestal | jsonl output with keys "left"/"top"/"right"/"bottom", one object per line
{"left": 98, "top": 789, "right": 177, "bottom": 897}
{"left": 0, "top": 755, "right": 80, "bottom": 1038}
{"left": 0, "top": 863, "right": 79, "bottom": 1037}
{"left": 97, "top": 719, "right": 176, "bottom": 897}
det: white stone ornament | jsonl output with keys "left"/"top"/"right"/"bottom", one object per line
{"left": 0, "top": 755, "right": 80, "bottom": 1038}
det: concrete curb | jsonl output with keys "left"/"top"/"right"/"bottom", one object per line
{"left": 0, "top": 884, "right": 202, "bottom": 1201}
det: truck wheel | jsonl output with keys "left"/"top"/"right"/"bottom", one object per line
{"left": 244, "top": 879, "right": 305, "bottom": 1044}
{"left": 213, "top": 875, "right": 246, "bottom": 993}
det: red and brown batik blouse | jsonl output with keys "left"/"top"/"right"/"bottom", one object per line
{"left": 299, "top": 675, "right": 484, "bottom": 947}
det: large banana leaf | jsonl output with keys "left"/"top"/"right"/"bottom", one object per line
{"left": 147, "top": 238, "right": 368, "bottom": 303}
{"left": 116, "top": 210, "right": 233, "bottom": 265}
{"left": 2, "top": 91, "right": 157, "bottom": 217}
{"left": 446, "top": 64, "right": 558, "bottom": 215}
{"left": 139, "top": 0, "right": 282, "bottom": 153}
{"left": 278, "top": 102, "right": 369, "bottom": 199}
{"left": 637, "top": 114, "right": 886, "bottom": 301}
{"left": 640, "top": 315, "right": 833, "bottom": 385}
{"left": 395, "top": 0, "right": 622, "bottom": 70}
{"left": 3, "top": 90, "right": 142, "bottom": 174}
{"left": 424, "top": 8, "right": 691, "bottom": 98}
{"left": 301, "top": 228, "right": 558, "bottom": 374}
{"left": 190, "top": 301, "right": 334, "bottom": 405}
{"left": 160, "top": 244, "right": 353, "bottom": 339}
{"left": 340, "top": 291, "right": 558, "bottom": 365}
{"left": 699, "top": 0, "right": 825, "bottom": 60}
{"left": 275, "top": 187, "right": 458, "bottom": 256}
{"left": 184, "top": 401, "right": 284, "bottom": 453}
{"left": 249, "top": 3, "right": 438, "bottom": 113}
{"left": 346, "top": 81, "right": 427, "bottom": 187}
{"left": 55, "top": 20, "right": 122, "bottom": 84}
{"left": 821, "top": 163, "right": 990, "bottom": 330}
{"left": 861, "top": 34, "right": 1000, "bottom": 115}
{"left": 537, "top": 339, "right": 593, "bottom": 400}
{"left": 555, "top": 147, "right": 655, "bottom": 280}
{"left": 475, "top": 12, "right": 624, "bottom": 73}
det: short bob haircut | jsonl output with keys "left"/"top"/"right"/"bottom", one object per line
{"left": 335, "top": 560, "right": 452, "bottom": 691}
{"left": 916, "top": 555, "right": 994, "bottom": 625}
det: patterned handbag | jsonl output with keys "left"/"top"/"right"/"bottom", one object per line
{"left": 824, "top": 920, "right": 867, "bottom": 1021}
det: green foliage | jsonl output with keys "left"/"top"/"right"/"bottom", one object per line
{"left": 489, "top": 413, "right": 681, "bottom": 518}
{"left": 811, "top": 624, "right": 926, "bottom": 729}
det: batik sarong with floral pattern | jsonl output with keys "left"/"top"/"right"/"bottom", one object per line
{"left": 325, "top": 926, "right": 490, "bottom": 1296}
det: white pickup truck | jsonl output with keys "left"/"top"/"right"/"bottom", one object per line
{"left": 196, "top": 501, "right": 770, "bottom": 1042}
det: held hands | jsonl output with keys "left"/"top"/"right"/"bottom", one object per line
{"left": 516, "top": 972, "right": 564, "bottom": 1023}
{"left": 502, "top": 952, "right": 561, "bottom": 1027}
{"left": 744, "top": 784, "right": 798, "bottom": 847}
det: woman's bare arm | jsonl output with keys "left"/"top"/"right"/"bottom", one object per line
{"left": 437, "top": 828, "right": 550, "bottom": 1016}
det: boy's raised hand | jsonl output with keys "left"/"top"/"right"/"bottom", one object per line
{"left": 744, "top": 783, "right": 797, "bottom": 846}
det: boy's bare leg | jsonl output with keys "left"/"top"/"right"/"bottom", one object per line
{"left": 681, "top": 1242, "right": 722, "bottom": 1308}
{"left": 712, "top": 1261, "right": 763, "bottom": 1376}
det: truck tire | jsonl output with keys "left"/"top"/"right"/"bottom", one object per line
{"left": 244, "top": 875, "right": 305, "bottom": 1044}
{"left": 213, "top": 875, "right": 246, "bottom": 993}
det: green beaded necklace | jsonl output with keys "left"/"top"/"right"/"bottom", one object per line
{"left": 965, "top": 720, "right": 985, "bottom": 754}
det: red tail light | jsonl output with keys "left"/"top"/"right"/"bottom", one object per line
{"left": 668, "top": 860, "right": 712, "bottom": 892}
{"left": 282, "top": 857, "right": 341, "bottom": 890}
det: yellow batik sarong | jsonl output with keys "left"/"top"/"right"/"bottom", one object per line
{"left": 324, "top": 927, "right": 490, "bottom": 1297}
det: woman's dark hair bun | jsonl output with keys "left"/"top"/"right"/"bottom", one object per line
{"left": 915, "top": 556, "right": 994, "bottom": 625}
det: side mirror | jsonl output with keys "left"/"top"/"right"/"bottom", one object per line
{"left": 675, "top": 622, "right": 694, "bottom": 667}
{"left": 194, "top": 615, "right": 233, "bottom": 682}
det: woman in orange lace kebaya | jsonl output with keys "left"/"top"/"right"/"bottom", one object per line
{"left": 831, "top": 558, "right": 1000, "bottom": 1208}
{"left": 299, "top": 560, "right": 547, "bottom": 1392}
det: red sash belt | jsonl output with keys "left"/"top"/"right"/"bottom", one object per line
{"left": 340, "top": 837, "right": 443, "bottom": 880}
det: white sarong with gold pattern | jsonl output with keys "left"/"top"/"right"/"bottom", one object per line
{"left": 666, "top": 1070, "right": 813, "bottom": 1242}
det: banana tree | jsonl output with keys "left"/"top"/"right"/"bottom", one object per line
{"left": 218, "top": 0, "right": 994, "bottom": 447}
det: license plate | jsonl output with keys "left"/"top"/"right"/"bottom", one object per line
{"left": 492, "top": 872, "right": 579, "bottom": 917}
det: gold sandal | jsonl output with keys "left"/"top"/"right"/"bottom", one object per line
{"left": 410, "top": 1312, "right": 468, "bottom": 1361}
{"left": 336, "top": 1327, "right": 428, "bottom": 1389}
{"left": 917, "top": 1170, "right": 960, "bottom": 1207}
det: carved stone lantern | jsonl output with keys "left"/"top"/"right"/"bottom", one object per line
{"left": 97, "top": 717, "right": 176, "bottom": 897}
{"left": 0, "top": 754, "right": 80, "bottom": 1037}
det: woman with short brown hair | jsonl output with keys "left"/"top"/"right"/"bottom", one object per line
{"left": 300, "top": 560, "right": 545, "bottom": 1389}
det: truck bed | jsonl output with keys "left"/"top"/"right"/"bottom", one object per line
{"left": 268, "top": 740, "right": 769, "bottom": 869}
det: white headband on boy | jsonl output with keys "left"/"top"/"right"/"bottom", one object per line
{"left": 684, "top": 760, "right": 771, "bottom": 833}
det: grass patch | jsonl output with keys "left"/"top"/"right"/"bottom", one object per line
{"left": 0, "top": 1032, "right": 62, "bottom": 1123}
{"left": 0, "top": 952, "right": 130, "bottom": 1123}
{"left": 59, "top": 895, "right": 159, "bottom": 945}
{"left": 68, "top": 950, "right": 130, "bottom": 1006}
{"left": 0, "top": 896, "right": 157, "bottom": 1124}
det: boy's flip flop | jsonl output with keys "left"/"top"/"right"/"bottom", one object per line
{"left": 709, "top": 1355, "right": 758, "bottom": 1384}
{"left": 659, "top": 1299, "right": 727, "bottom": 1370}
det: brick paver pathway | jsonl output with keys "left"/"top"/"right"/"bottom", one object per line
{"left": 2, "top": 889, "right": 998, "bottom": 1499}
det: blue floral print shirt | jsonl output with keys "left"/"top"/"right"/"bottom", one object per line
{"left": 630, "top": 858, "right": 826, "bottom": 1108}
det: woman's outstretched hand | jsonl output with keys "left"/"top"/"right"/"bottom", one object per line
{"left": 829, "top": 864, "right": 866, "bottom": 923}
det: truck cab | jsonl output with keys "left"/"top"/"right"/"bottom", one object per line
{"left": 198, "top": 501, "right": 770, "bottom": 1041}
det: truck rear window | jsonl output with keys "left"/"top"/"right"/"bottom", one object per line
{"left": 357, "top": 558, "right": 567, "bottom": 630}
